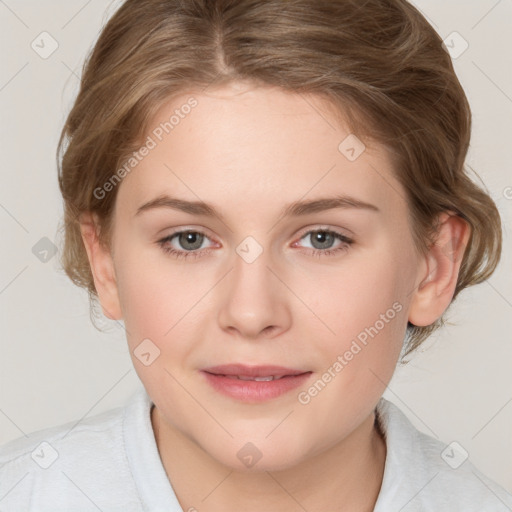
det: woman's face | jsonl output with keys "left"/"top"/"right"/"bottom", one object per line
{"left": 103, "top": 81, "right": 424, "bottom": 470}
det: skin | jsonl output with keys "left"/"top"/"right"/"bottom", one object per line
{"left": 80, "top": 80, "right": 470, "bottom": 511}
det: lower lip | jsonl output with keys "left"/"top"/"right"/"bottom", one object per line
{"left": 201, "top": 371, "right": 312, "bottom": 403}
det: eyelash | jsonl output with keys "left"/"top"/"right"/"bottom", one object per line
{"left": 157, "top": 228, "right": 353, "bottom": 260}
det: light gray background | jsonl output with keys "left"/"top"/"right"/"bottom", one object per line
{"left": 1, "top": 0, "right": 511, "bottom": 493}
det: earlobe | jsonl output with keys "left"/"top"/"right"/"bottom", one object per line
{"left": 408, "top": 212, "right": 471, "bottom": 327}
{"left": 79, "top": 212, "right": 123, "bottom": 321}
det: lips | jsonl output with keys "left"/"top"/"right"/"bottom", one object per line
{"left": 202, "top": 364, "right": 309, "bottom": 379}
{"left": 201, "top": 364, "right": 313, "bottom": 402}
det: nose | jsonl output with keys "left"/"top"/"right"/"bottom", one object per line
{"left": 217, "top": 243, "right": 292, "bottom": 340}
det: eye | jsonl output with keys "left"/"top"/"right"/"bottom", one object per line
{"left": 293, "top": 228, "right": 353, "bottom": 257}
{"left": 157, "top": 227, "right": 353, "bottom": 260}
{"left": 157, "top": 230, "right": 214, "bottom": 260}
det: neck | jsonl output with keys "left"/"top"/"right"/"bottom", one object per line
{"left": 151, "top": 406, "right": 386, "bottom": 512}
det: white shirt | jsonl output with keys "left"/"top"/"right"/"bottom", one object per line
{"left": 1, "top": 383, "right": 511, "bottom": 511}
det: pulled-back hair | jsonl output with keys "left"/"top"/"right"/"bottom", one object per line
{"left": 56, "top": 0, "right": 502, "bottom": 356}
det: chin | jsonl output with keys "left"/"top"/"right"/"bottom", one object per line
{"left": 202, "top": 438, "right": 306, "bottom": 473}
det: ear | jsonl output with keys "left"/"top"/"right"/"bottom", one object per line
{"left": 79, "top": 212, "right": 123, "bottom": 320}
{"left": 408, "top": 212, "right": 471, "bottom": 327}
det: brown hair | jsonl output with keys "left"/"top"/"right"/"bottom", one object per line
{"left": 56, "top": 0, "right": 502, "bottom": 357}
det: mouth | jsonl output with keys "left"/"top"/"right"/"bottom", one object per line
{"left": 218, "top": 375, "right": 290, "bottom": 381}
{"left": 201, "top": 364, "right": 313, "bottom": 402}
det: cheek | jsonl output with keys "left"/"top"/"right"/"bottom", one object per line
{"left": 293, "top": 261, "right": 407, "bottom": 442}
{"left": 115, "top": 248, "right": 219, "bottom": 362}
{"left": 304, "top": 246, "right": 407, "bottom": 346}
{"left": 114, "top": 249, "right": 186, "bottom": 341}
{"left": 115, "top": 260, "right": 204, "bottom": 390}
{"left": 297, "top": 247, "right": 410, "bottom": 406}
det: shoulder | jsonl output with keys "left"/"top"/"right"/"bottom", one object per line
{"left": 0, "top": 390, "right": 143, "bottom": 511}
{"left": 374, "top": 398, "right": 512, "bottom": 512}
{"left": 0, "top": 404, "right": 123, "bottom": 466}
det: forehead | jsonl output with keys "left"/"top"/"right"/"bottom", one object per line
{"left": 115, "top": 82, "right": 405, "bottom": 220}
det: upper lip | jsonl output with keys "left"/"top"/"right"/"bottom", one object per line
{"left": 202, "top": 364, "right": 310, "bottom": 378}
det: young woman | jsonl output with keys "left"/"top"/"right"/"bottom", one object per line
{"left": 1, "top": 1, "right": 510, "bottom": 510}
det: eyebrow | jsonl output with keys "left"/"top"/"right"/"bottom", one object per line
{"left": 135, "top": 194, "right": 380, "bottom": 220}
